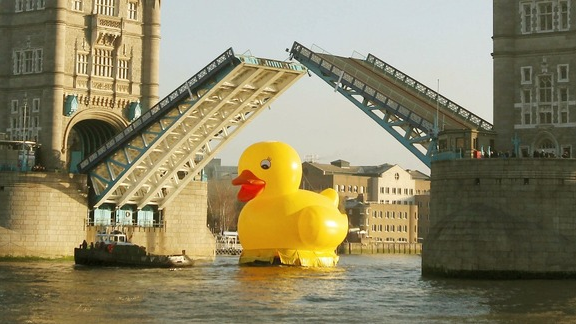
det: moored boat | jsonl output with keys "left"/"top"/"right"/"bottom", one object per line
{"left": 74, "top": 231, "right": 194, "bottom": 268}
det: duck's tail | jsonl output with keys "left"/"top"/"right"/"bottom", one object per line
{"left": 319, "top": 188, "right": 339, "bottom": 207}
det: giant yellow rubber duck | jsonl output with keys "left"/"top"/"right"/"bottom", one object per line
{"left": 232, "top": 141, "right": 348, "bottom": 267}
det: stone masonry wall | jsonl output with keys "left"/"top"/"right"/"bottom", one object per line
{"left": 126, "top": 181, "right": 216, "bottom": 262}
{"left": 0, "top": 172, "right": 88, "bottom": 258}
{"left": 423, "top": 159, "right": 576, "bottom": 278}
{"left": 0, "top": 172, "right": 215, "bottom": 260}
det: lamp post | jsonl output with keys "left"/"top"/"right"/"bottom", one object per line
{"left": 21, "top": 94, "right": 28, "bottom": 171}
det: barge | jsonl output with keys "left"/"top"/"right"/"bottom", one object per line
{"left": 74, "top": 231, "right": 194, "bottom": 268}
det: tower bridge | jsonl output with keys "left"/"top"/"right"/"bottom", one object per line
{"left": 77, "top": 42, "right": 493, "bottom": 214}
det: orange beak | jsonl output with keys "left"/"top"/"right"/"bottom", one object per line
{"left": 232, "top": 170, "right": 266, "bottom": 202}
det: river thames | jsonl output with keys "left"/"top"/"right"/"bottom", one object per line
{"left": 1, "top": 254, "right": 576, "bottom": 323}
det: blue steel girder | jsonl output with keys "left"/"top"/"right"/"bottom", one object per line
{"left": 334, "top": 80, "right": 433, "bottom": 167}
{"left": 290, "top": 42, "right": 434, "bottom": 167}
{"left": 289, "top": 42, "right": 493, "bottom": 168}
{"left": 81, "top": 49, "right": 306, "bottom": 209}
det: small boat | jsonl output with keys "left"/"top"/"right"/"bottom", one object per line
{"left": 74, "top": 231, "right": 194, "bottom": 268}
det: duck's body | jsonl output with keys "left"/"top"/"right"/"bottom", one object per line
{"left": 232, "top": 141, "right": 348, "bottom": 267}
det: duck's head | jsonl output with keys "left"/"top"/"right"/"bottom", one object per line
{"left": 232, "top": 141, "right": 302, "bottom": 202}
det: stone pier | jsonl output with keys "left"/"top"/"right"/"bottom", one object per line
{"left": 423, "top": 159, "right": 576, "bottom": 278}
{"left": 0, "top": 171, "right": 215, "bottom": 261}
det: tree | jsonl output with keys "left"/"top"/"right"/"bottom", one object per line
{"left": 207, "top": 178, "right": 241, "bottom": 234}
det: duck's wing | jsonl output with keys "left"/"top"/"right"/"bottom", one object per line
{"left": 319, "top": 188, "right": 339, "bottom": 208}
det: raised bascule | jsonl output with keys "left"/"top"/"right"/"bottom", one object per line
{"left": 78, "top": 49, "right": 306, "bottom": 211}
{"left": 288, "top": 42, "right": 494, "bottom": 168}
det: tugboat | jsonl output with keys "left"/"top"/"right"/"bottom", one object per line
{"left": 74, "top": 231, "right": 194, "bottom": 268}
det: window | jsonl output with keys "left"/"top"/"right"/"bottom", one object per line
{"left": 93, "top": 48, "right": 113, "bottom": 77}
{"left": 521, "top": 66, "right": 532, "bottom": 84}
{"left": 13, "top": 49, "right": 43, "bottom": 75}
{"left": 11, "top": 100, "right": 18, "bottom": 114}
{"left": 559, "top": 88, "right": 568, "bottom": 102}
{"left": 522, "top": 89, "right": 532, "bottom": 104}
{"left": 539, "top": 105, "right": 553, "bottom": 124}
{"left": 128, "top": 2, "right": 138, "bottom": 20}
{"left": 524, "top": 108, "right": 532, "bottom": 125}
{"left": 15, "top": 0, "right": 24, "bottom": 12}
{"left": 73, "top": 0, "right": 83, "bottom": 11}
{"left": 561, "top": 109, "right": 569, "bottom": 123}
{"left": 96, "top": 0, "right": 115, "bottom": 16}
{"left": 521, "top": 1, "right": 570, "bottom": 33}
{"left": 36, "top": 0, "right": 45, "bottom": 9}
{"left": 34, "top": 49, "right": 43, "bottom": 73}
{"left": 521, "top": 3, "right": 532, "bottom": 33}
{"left": 32, "top": 116, "right": 40, "bottom": 128}
{"left": 24, "top": 50, "right": 34, "bottom": 73}
{"left": 559, "top": 1, "right": 570, "bottom": 30}
{"left": 77, "top": 53, "right": 88, "bottom": 75}
{"left": 558, "top": 64, "right": 569, "bottom": 82}
{"left": 537, "top": 2, "right": 553, "bottom": 32}
{"left": 539, "top": 75, "right": 552, "bottom": 102}
{"left": 26, "top": 0, "right": 34, "bottom": 11}
{"left": 32, "top": 98, "right": 40, "bottom": 112}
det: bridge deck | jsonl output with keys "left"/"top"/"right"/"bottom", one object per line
{"left": 289, "top": 42, "right": 492, "bottom": 167}
{"left": 79, "top": 48, "right": 306, "bottom": 210}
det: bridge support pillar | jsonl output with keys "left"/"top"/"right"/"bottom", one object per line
{"left": 423, "top": 159, "right": 576, "bottom": 278}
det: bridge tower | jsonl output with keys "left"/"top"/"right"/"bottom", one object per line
{"left": 0, "top": 0, "right": 160, "bottom": 171}
{"left": 494, "top": 0, "right": 576, "bottom": 158}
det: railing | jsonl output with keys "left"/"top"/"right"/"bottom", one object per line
{"left": 365, "top": 54, "right": 493, "bottom": 131}
{"left": 237, "top": 55, "right": 305, "bottom": 71}
{"left": 290, "top": 42, "right": 493, "bottom": 133}
{"left": 215, "top": 234, "right": 243, "bottom": 255}
{"left": 290, "top": 42, "right": 434, "bottom": 132}
{"left": 85, "top": 219, "right": 165, "bottom": 228}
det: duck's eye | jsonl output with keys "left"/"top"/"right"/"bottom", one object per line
{"left": 260, "top": 159, "right": 271, "bottom": 170}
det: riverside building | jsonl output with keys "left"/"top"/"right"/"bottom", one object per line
{"left": 301, "top": 160, "right": 430, "bottom": 244}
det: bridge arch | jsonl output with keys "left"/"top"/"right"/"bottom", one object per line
{"left": 63, "top": 110, "right": 128, "bottom": 172}
{"left": 533, "top": 131, "right": 559, "bottom": 157}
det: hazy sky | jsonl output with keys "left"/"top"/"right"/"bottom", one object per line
{"left": 158, "top": 1, "right": 493, "bottom": 174}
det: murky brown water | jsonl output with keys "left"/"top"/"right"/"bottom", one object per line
{"left": 1, "top": 255, "right": 576, "bottom": 323}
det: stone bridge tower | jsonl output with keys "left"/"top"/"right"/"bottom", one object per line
{"left": 0, "top": 0, "right": 161, "bottom": 171}
{"left": 493, "top": 0, "right": 576, "bottom": 158}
